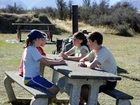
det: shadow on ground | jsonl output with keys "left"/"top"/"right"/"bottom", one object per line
{"left": 117, "top": 66, "right": 140, "bottom": 82}
{"left": 5, "top": 98, "right": 69, "bottom": 105}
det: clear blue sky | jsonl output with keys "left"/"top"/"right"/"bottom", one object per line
{"left": 21, "top": 0, "right": 121, "bottom": 9}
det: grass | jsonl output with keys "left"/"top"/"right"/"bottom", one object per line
{"left": 0, "top": 20, "right": 140, "bottom": 105}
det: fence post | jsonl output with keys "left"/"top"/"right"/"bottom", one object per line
{"left": 72, "top": 5, "right": 78, "bottom": 34}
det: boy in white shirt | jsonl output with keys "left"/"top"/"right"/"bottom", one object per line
{"left": 79, "top": 32, "right": 117, "bottom": 104}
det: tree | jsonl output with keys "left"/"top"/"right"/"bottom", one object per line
{"left": 56, "top": 0, "right": 67, "bottom": 20}
{"left": 98, "top": 0, "right": 110, "bottom": 15}
{"left": 82, "top": 0, "right": 91, "bottom": 7}
{"left": 68, "top": 0, "right": 73, "bottom": 20}
{"left": 4, "top": 3, "right": 25, "bottom": 14}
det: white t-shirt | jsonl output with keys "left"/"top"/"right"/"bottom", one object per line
{"left": 23, "top": 46, "right": 43, "bottom": 78}
{"left": 86, "top": 46, "right": 117, "bottom": 75}
{"left": 68, "top": 45, "right": 89, "bottom": 57}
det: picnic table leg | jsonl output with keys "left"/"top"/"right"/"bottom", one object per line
{"left": 4, "top": 75, "right": 16, "bottom": 102}
{"left": 87, "top": 80, "right": 104, "bottom": 105}
{"left": 40, "top": 64, "right": 45, "bottom": 77}
{"left": 30, "top": 97, "right": 48, "bottom": 105}
{"left": 52, "top": 70, "right": 59, "bottom": 84}
{"left": 116, "top": 99, "right": 132, "bottom": 105}
{"left": 16, "top": 26, "right": 22, "bottom": 42}
{"left": 68, "top": 79, "right": 82, "bottom": 105}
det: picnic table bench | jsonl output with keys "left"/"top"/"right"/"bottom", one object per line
{"left": 12, "top": 23, "right": 55, "bottom": 42}
{"left": 4, "top": 71, "right": 54, "bottom": 105}
{"left": 103, "top": 89, "right": 133, "bottom": 105}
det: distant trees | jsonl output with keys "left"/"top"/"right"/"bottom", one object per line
{"left": 56, "top": 0, "right": 68, "bottom": 20}
{"left": 79, "top": 0, "right": 140, "bottom": 36}
{"left": 0, "top": 3, "right": 26, "bottom": 14}
{"left": 82, "top": 0, "right": 91, "bottom": 7}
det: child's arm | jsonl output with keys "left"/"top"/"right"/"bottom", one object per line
{"left": 40, "top": 57, "right": 66, "bottom": 66}
{"left": 59, "top": 47, "right": 75, "bottom": 59}
{"left": 79, "top": 60, "right": 100, "bottom": 69}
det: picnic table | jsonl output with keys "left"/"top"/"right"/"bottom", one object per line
{"left": 4, "top": 54, "right": 133, "bottom": 105}
{"left": 48, "top": 54, "right": 121, "bottom": 105}
{"left": 12, "top": 23, "right": 55, "bottom": 42}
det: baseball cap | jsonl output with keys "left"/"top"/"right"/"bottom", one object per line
{"left": 28, "top": 29, "right": 45, "bottom": 40}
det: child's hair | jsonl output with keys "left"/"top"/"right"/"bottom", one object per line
{"left": 73, "top": 31, "right": 88, "bottom": 46}
{"left": 82, "top": 30, "right": 88, "bottom": 35}
{"left": 24, "top": 38, "right": 34, "bottom": 48}
{"left": 24, "top": 29, "right": 45, "bottom": 48}
{"left": 88, "top": 32, "right": 103, "bottom": 45}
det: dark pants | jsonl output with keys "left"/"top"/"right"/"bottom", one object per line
{"left": 80, "top": 81, "right": 117, "bottom": 104}
{"left": 99, "top": 81, "right": 117, "bottom": 93}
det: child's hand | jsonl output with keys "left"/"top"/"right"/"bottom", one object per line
{"left": 59, "top": 52, "right": 68, "bottom": 59}
{"left": 79, "top": 58, "right": 84, "bottom": 62}
{"left": 59, "top": 59, "right": 66, "bottom": 64}
{"left": 54, "top": 58, "right": 63, "bottom": 61}
{"left": 78, "top": 62, "right": 87, "bottom": 67}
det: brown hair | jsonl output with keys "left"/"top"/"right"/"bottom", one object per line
{"left": 88, "top": 32, "right": 103, "bottom": 45}
{"left": 73, "top": 32, "right": 88, "bottom": 46}
{"left": 24, "top": 38, "right": 34, "bottom": 48}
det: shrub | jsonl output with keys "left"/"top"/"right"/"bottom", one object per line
{"left": 16, "top": 15, "right": 30, "bottom": 23}
{"left": 38, "top": 14, "right": 51, "bottom": 24}
{"left": 0, "top": 13, "right": 18, "bottom": 33}
{"left": 115, "top": 24, "right": 132, "bottom": 36}
{"left": 30, "top": 18, "right": 40, "bottom": 23}
{"left": 0, "top": 13, "right": 53, "bottom": 33}
{"left": 131, "top": 13, "right": 140, "bottom": 33}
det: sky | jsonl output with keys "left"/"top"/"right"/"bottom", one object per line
{"left": 0, "top": 0, "right": 122, "bottom": 9}
{"left": 22, "top": 0, "right": 121, "bottom": 9}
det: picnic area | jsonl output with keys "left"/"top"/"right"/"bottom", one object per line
{"left": 0, "top": 19, "right": 140, "bottom": 105}
{"left": 0, "top": 1, "right": 140, "bottom": 104}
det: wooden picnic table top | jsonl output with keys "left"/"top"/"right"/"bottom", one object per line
{"left": 53, "top": 60, "right": 121, "bottom": 80}
{"left": 48, "top": 54, "right": 121, "bottom": 81}
{"left": 12, "top": 23, "right": 55, "bottom": 26}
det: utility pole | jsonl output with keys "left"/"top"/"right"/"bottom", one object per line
{"left": 72, "top": 5, "right": 78, "bottom": 34}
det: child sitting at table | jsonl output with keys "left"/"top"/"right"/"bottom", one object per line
{"left": 22, "top": 29, "right": 66, "bottom": 95}
{"left": 19, "top": 30, "right": 47, "bottom": 77}
{"left": 79, "top": 32, "right": 118, "bottom": 104}
{"left": 58, "top": 31, "right": 90, "bottom": 105}
{"left": 60, "top": 31, "right": 90, "bottom": 61}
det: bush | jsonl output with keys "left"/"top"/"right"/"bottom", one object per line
{"left": 0, "top": 13, "right": 54, "bottom": 33}
{"left": 131, "top": 14, "right": 140, "bottom": 33}
{"left": 115, "top": 24, "right": 132, "bottom": 36}
{"left": 79, "top": 1, "right": 140, "bottom": 35}
{"left": 30, "top": 18, "right": 40, "bottom": 23}
{"left": 0, "top": 13, "right": 18, "bottom": 33}
{"left": 38, "top": 14, "right": 51, "bottom": 23}
{"left": 16, "top": 15, "right": 31, "bottom": 23}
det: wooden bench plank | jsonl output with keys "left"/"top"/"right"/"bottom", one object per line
{"left": 103, "top": 89, "right": 133, "bottom": 100}
{"left": 12, "top": 23, "right": 55, "bottom": 26}
{"left": 12, "top": 23, "right": 55, "bottom": 42}
{"left": 20, "top": 29, "right": 49, "bottom": 32}
{"left": 103, "top": 89, "right": 133, "bottom": 105}
{"left": 5, "top": 71, "right": 54, "bottom": 98}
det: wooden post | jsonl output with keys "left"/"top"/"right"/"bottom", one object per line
{"left": 17, "top": 25, "right": 21, "bottom": 42}
{"left": 72, "top": 5, "right": 78, "bottom": 34}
